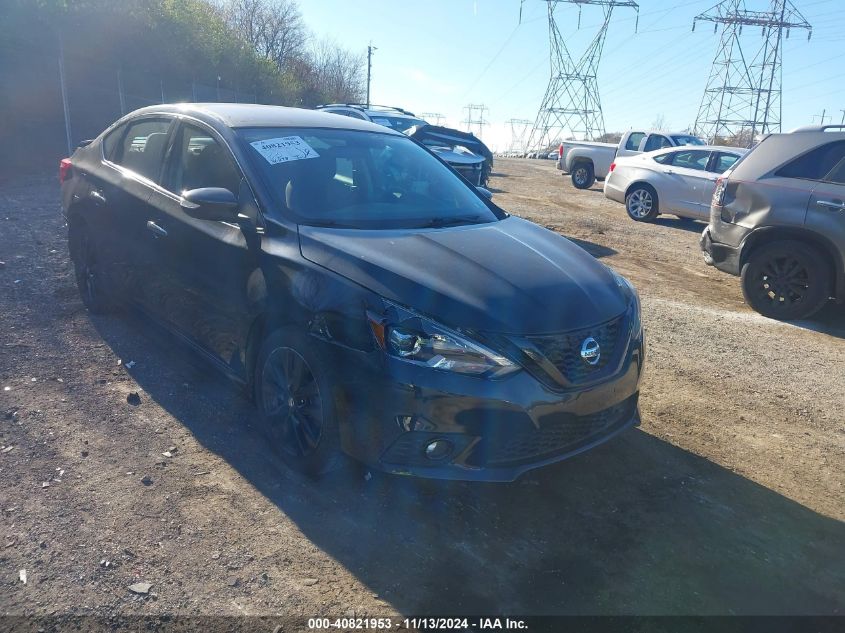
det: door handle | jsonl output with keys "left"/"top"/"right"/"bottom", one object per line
{"left": 89, "top": 190, "right": 107, "bottom": 205}
{"left": 146, "top": 220, "right": 168, "bottom": 237}
{"left": 816, "top": 199, "right": 845, "bottom": 211}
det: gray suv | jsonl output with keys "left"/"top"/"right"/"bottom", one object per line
{"left": 701, "top": 125, "right": 845, "bottom": 320}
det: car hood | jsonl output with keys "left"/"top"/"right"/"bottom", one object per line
{"left": 298, "top": 216, "right": 627, "bottom": 335}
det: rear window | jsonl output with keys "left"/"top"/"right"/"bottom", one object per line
{"left": 625, "top": 132, "right": 645, "bottom": 151}
{"left": 775, "top": 141, "right": 845, "bottom": 181}
{"left": 239, "top": 127, "right": 499, "bottom": 230}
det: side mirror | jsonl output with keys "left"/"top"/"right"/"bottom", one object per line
{"left": 476, "top": 186, "right": 493, "bottom": 200}
{"left": 180, "top": 187, "right": 239, "bottom": 221}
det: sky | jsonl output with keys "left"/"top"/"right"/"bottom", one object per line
{"left": 297, "top": 0, "right": 845, "bottom": 152}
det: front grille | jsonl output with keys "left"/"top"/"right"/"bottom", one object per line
{"left": 470, "top": 396, "right": 636, "bottom": 466}
{"left": 527, "top": 315, "right": 625, "bottom": 385}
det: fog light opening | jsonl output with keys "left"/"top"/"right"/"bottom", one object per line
{"left": 424, "top": 439, "right": 453, "bottom": 462}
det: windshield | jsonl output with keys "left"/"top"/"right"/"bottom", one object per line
{"left": 671, "top": 135, "right": 705, "bottom": 146}
{"left": 239, "top": 127, "right": 500, "bottom": 230}
{"left": 368, "top": 115, "right": 428, "bottom": 132}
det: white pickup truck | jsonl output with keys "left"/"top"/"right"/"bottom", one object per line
{"left": 557, "top": 130, "right": 705, "bottom": 189}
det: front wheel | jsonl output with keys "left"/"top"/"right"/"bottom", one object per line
{"left": 254, "top": 329, "right": 343, "bottom": 477}
{"left": 571, "top": 163, "right": 595, "bottom": 189}
{"left": 740, "top": 241, "right": 830, "bottom": 321}
{"left": 625, "top": 185, "right": 659, "bottom": 222}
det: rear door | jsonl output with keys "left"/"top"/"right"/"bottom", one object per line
{"left": 661, "top": 149, "right": 713, "bottom": 218}
{"left": 142, "top": 119, "right": 258, "bottom": 373}
{"left": 806, "top": 150, "right": 845, "bottom": 282}
{"left": 93, "top": 116, "right": 175, "bottom": 304}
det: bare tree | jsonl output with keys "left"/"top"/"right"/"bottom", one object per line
{"left": 651, "top": 113, "right": 667, "bottom": 131}
{"left": 308, "top": 37, "right": 365, "bottom": 104}
{"left": 224, "top": 0, "right": 306, "bottom": 70}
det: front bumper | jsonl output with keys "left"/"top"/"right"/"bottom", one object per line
{"left": 328, "top": 327, "right": 644, "bottom": 482}
{"left": 700, "top": 225, "right": 741, "bottom": 276}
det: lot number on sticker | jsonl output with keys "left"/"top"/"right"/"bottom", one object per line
{"left": 250, "top": 136, "right": 320, "bottom": 164}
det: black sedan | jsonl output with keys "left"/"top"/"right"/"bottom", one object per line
{"left": 60, "top": 103, "right": 644, "bottom": 481}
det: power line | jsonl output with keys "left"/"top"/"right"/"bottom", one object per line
{"left": 420, "top": 112, "right": 446, "bottom": 126}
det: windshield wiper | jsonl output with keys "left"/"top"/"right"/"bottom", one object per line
{"left": 418, "top": 215, "right": 483, "bottom": 228}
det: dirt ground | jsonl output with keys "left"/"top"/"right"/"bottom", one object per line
{"left": 1, "top": 161, "right": 843, "bottom": 621}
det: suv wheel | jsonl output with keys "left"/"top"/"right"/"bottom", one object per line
{"left": 254, "top": 328, "right": 343, "bottom": 477}
{"left": 68, "top": 220, "right": 115, "bottom": 314}
{"left": 626, "top": 185, "right": 659, "bottom": 222}
{"left": 571, "top": 163, "right": 595, "bottom": 189}
{"left": 741, "top": 241, "right": 831, "bottom": 320}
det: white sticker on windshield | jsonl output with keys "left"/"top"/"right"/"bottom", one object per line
{"left": 250, "top": 136, "right": 320, "bottom": 164}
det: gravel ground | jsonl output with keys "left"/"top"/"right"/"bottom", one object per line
{"left": 1, "top": 163, "right": 843, "bottom": 622}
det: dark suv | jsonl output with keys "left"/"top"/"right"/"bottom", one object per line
{"left": 701, "top": 125, "right": 845, "bottom": 320}
{"left": 60, "top": 103, "right": 644, "bottom": 481}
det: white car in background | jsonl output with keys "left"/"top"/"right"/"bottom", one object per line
{"left": 604, "top": 146, "right": 747, "bottom": 222}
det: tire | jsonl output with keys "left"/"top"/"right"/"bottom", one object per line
{"left": 68, "top": 220, "right": 116, "bottom": 314}
{"left": 571, "top": 162, "right": 595, "bottom": 189}
{"left": 740, "top": 240, "right": 831, "bottom": 321}
{"left": 625, "top": 185, "right": 659, "bottom": 222}
{"left": 253, "top": 328, "right": 343, "bottom": 477}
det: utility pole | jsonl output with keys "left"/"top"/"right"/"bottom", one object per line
{"left": 840, "top": 109, "right": 845, "bottom": 125}
{"left": 421, "top": 112, "right": 446, "bottom": 126}
{"left": 693, "top": 0, "right": 812, "bottom": 146}
{"left": 812, "top": 110, "right": 828, "bottom": 125}
{"left": 366, "top": 44, "right": 377, "bottom": 106}
{"left": 463, "top": 104, "right": 488, "bottom": 139}
{"left": 525, "top": 0, "right": 639, "bottom": 151}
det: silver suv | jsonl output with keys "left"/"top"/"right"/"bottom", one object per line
{"left": 701, "top": 125, "right": 845, "bottom": 320}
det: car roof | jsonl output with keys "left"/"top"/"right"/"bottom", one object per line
{"left": 124, "top": 103, "right": 401, "bottom": 135}
{"left": 648, "top": 145, "right": 747, "bottom": 156}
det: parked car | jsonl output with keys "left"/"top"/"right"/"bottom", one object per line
{"left": 557, "top": 131, "right": 706, "bottom": 189}
{"left": 316, "top": 104, "right": 493, "bottom": 186}
{"left": 547, "top": 151, "right": 559, "bottom": 160}
{"left": 701, "top": 125, "right": 845, "bottom": 320}
{"left": 60, "top": 104, "right": 645, "bottom": 482}
{"left": 604, "top": 146, "right": 746, "bottom": 222}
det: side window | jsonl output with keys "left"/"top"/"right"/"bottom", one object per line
{"left": 625, "top": 132, "right": 645, "bottom": 151}
{"left": 165, "top": 123, "right": 241, "bottom": 195}
{"left": 653, "top": 153, "right": 672, "bottom": 164}
{"left": 102, "top": 123, "right": 126, "bottom": 161}
{"left": 643, "top": 135, "right": 670, "bottom": 152}
{"left": 671, "top": 150, "right": 711, "bottom": 171}
{"left": 822, "top": 157, "right": 845, "bottom": 185}
{"left": 326, "top": 108, "right": 366, "bottom": 120}
{"left": 711, "top": 152, "right": 740, "bottom": 173}
{"left": 113, "top": 118, "right": 172, "bottom": 182}
{"left": 775, "top": 141, "right": 845, "bottom": 181}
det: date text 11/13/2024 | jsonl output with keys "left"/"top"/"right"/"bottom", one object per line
{"left": 307, "top": 617, "right": 529, "bottom": 630}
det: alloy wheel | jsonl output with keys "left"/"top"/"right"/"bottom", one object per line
{"left": 574, "top": 167, "right": 588, "bottom": 187}
{"left": 752, "top": 255, "right": 810, "bottom": 310}
{"left": 260, "top": 347, "right": 323, "bottom": 457}
{"left": 627, "top": 189, "right": 653, "bottom": 219}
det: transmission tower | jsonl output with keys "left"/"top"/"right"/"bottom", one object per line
{"left": 693, "top": 0, "right": 812, "bottom": 146}
{"left": 420, "top": 112, "right": 446, "bottom": 126}
{"left": 506, "top": 119, "right": 533, "bottom": 153}
{"left": 525, "top": 0, "right": 639, "bottom": 151}
{"left": 463, "top": 104, "right": 489, "bottom": 139}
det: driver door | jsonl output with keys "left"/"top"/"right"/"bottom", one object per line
{"left": 662, "top": 149, "right": 713, "bottom": 218}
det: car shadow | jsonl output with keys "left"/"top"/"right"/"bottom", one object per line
{"left": 564, "top": 237, "right": 617, "bottom": 259}
{"left": 651, "top": 217, "right": 706, "bottom": 234}
{"left": 785, "top": 302, "right": 845, "bottom": 340}
{"left": 87, "top": 313, "right": 845, "bottom": 616}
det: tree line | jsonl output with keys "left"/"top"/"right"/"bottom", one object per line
{"left": 0, "top": 0, "right": 364, "bottom": 168}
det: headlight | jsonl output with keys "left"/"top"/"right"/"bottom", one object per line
{"left": 613, "top": 271, "right": 642, "bottom": 338}
{"left": 369, "top": 305, "right": 519, "bottom": 379}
